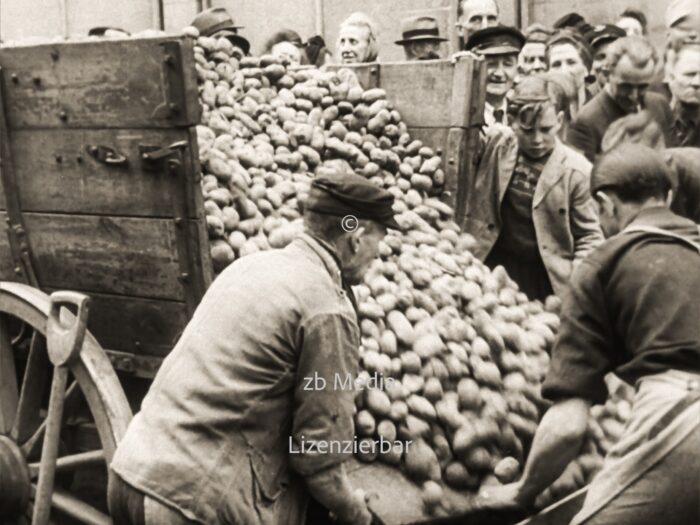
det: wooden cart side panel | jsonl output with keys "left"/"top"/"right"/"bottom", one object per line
{"left": 60, "top": 290, "right": 189, "bottom": 359}
{"left": 183, "top": 126, "right": 214, "bottom": 298}
{"left": 0, "top": 37, "right": 200, "bottom": 129}
{"left": 0, "top": 128, "right": 200, "bottom": 218}
{"left": 0, "top": 211, "right": 190, "bottom": 300}
{"left": 330, "top": 60, "right": 463, "bottom": 128}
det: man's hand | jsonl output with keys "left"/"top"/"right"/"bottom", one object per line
{"left": 476, "top": 481, "right": 531, "bottom": 511}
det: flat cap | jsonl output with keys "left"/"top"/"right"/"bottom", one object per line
{"left": 191, "top": 7, "right": 250, "bottom": 54}
{"left": 465, "top": 25, "right": 525, "bottom": 55}
{"left": 395, "top": 16, "right": 447, "bottom": 45}
{"left": 591, "top": 143, "right": 672, "bottom": 195}
{"left": 584, "top": 24, "right": 626, "bottom": 51}
{"left": 306, "top": 172, "right": 400, "bottom": 230}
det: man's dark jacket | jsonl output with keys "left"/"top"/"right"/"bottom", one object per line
{"left": 567, "top": 89, "right": 674, "bottom": 162}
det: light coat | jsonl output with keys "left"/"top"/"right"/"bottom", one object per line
{"left": 463, "top": 126, "right": 604, "bottom": 296}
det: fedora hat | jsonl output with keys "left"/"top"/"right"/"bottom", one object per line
{"left": 395, "top": 16, "right": 447, "bottom": 45}
{"left": 191, "top": 7, "right": 250, "bottom": 54}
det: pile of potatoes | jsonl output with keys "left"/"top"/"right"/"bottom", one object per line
{"left": 189, "top": 29, "right": 630, "bottom": 517}
{"left": 192, "top": 29, "right": 445, "bottom": 273}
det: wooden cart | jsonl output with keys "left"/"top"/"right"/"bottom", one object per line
{"left": 0, "top": 34, "right": 210, "bottom": 524}
{"left": 0, "top": 35, "right": 583, "bottom": 525}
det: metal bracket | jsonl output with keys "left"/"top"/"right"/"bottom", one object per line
{"left": 140, "top": 140, "right": 188, "bottom": 172}
{"left": 0, "top": 67, "right": 39, "bottom": 287}
{"left": 105, "top": 350, "right": 163, "bottom": 378}
{"left": 151, "top": 41, "right": 187, "bottom": 121}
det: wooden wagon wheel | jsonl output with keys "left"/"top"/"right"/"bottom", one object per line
{"left": 0, "top": 282, "right": 133, "bottom": 524}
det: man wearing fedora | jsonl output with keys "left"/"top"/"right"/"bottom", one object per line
{"left": 395, "top": 16, "right": 447, "bottom": 61}
{"left": 191, "top": 7, "right": 251, "bottom": 58}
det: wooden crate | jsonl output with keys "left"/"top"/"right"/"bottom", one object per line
{"left": 0, "top": 36, "right": 211, "bottom": 373}
{"left": 328, "top": 58, "right": 486, "bottom": 221}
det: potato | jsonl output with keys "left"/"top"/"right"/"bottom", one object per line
{"left": 405, "top": 439, "right": 441, "bottom": 482}
{"left": 356, "top": 410, "right": 376, "bottom": 436}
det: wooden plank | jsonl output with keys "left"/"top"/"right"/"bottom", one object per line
{"left": 0, "top": 36, "right": 199, "bottom": 129}
{"left": 0, "top": 211, "right": 185, "bottom": 300}
{"left": 332, "top": 60, "right": 457, "bottom": 128}
{"left": 0, "top": 128, "right": 198, "bottom": 217}
{"left": 43, "top": 287, "right": 187, "bottom": 358}
{"left": 348, "top": 460, "right": 525, "bottom": 524}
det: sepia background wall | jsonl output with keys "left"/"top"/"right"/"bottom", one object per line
{"left": 1, "top": 0, "right": 668, "bottom": 61}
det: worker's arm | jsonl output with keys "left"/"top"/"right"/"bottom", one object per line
{"left": 480, "top": 260, "right": 615, "bottom": 510}
{"left": 289, "top": 312, "right": 371, "bottom": 524}
{"left": 478, "top": 397, "right": 590, "bottom": 509}
{"left": 305, "top": 463, "right": 372, "bottom": 524}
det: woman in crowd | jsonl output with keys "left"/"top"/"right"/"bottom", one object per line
{"left": 263, "top": 29, "right": 304, "bottom": 66}
{"left": 464, "top": 76, "right": 604, "bottom": 301}
{"left": 336, "top": 12, "right": 380, "bottom": 64}
{"left": 546, "top": 29, "right": 593, "bottom": 107}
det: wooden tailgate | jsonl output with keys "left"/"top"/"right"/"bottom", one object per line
{"left": 0, "top": 36, "right": 211, "bottom": 370}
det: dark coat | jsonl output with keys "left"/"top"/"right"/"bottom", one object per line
{"left": 567, "top": 90, "right": 674, "bottom": 162}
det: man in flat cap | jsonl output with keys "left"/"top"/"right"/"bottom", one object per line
{"left": 191, "top": 7, "right": 250, "bottom": 58}
{"left": 395, "top": 16, "right": 447, "bottom": 61}
{"left": 584, "top": 24, "right": 626, "bottom": 96}
{"left": 466, "top": 25, "right": 525, "bottom": 127}
{"left": 478, "top": 145, "right": 700, "bottom": 525}
{"left": 518, "top": 23, "right": 552, "bottom": 77}
{"left": 108, "top": 172, "right": 397, "bottom": 524}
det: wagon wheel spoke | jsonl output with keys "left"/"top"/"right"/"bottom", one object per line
{"left": 28, "top": 449, "right": 105, "bottom": 478}
{"left": 11, "top": 332, "right": 49, "bottom": 442}
{"left": 0, "top": 314, "right": 19, "bottom": 434}
{"left": 20, "top": 380, "right": 79, "bottom": 457}
{"left": 28, "top": 486, "right": 111, "bottom": 525}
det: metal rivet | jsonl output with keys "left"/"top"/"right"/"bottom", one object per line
{"left": 178, "top": 273, "right": 190, "bottom": 283}
{"left": 168, "top": 103, "right": 180, "bottom": 114}
{"left": 164, "top": 54, "right": 174, "bottom": 65}
{"left": 10, "top": 73, "right": 19, "bottom": 84}
{"left": 14, "top": 267, "right": 22, "bottom": 275}
{"left": 448, "top": 158, "right": 455, "bottom": 164}
{"left": 59, "top": 111, "right": 68, "bottom": 121}
{"left": 33, "top": 77, "right": 41, "bottom": 86}
{"left": 174, "top": 217, "right": 183, "bottom": 227}
{"left": 55, "top": 154, "right": 63, "bottom": 163}
{"left": 76, "top": 155, "right": 83, "bottom": 163}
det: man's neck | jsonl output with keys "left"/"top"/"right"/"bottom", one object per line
{"left": 620, "top": 201, "right": 668, "bottom": 230}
